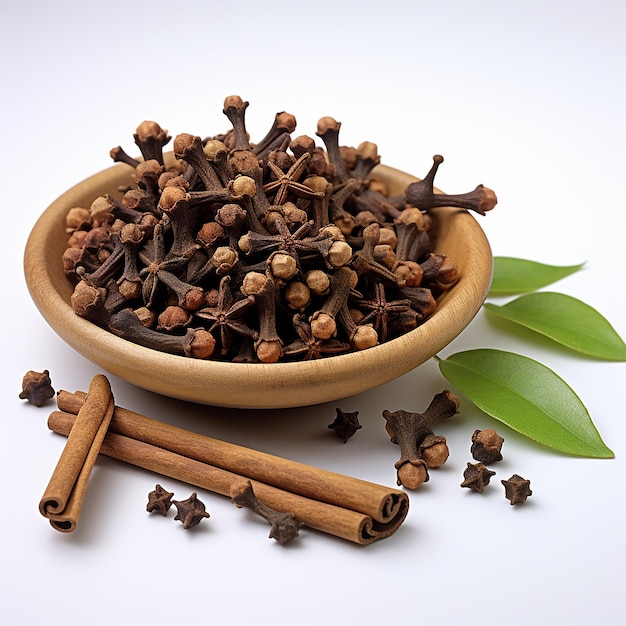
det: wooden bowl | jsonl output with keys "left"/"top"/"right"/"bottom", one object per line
{"left": 24, "top": 162, "right": 493, "bottom": 408}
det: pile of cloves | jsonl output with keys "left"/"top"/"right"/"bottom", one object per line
{"left": 63, "top": 95, "right": 497, "bottom": 363}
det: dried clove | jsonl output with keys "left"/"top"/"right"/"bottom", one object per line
{"left": 353, "top": 282, "right": 412, "bottom": 343}
{"left": 471, "top": 429, "right": 504, "bottom": 464}
{"left": 194, "top": 275, "right": 258, "bottom": 356}
{"left": 231, "top": 480, "right": 302, "bottom": 545}
{"left": 146, "top": 484, "right": 174, "bottom": 516}
{"left": 109, "top": 308, "right": 216, "bottom": 358}
{"left": 283, "top": 313, "right": 351, "bottom": 360}
{"left": 133, "top": 120, "right": 170, "bottom": 166}
{"left": 417, "top": 433, "right": 450, "bottom": 468}
{"left": 263, "top": 152, "right": 324, "bottom": 205}
{"left": 63, "top": 97, "right": 497, "bottom": 363}
{"left": 172, "top": 492, "right": 210, "bottom": 528}
{"left": 19, "top": 370, "right": 55, "bottom": 407}
{"left": 309, "top": 266, "right": 354, "bottom": 340}
{"left": 383, "top": 390, "right": 460, "bottom": 489}
{"left": 501, "top": 474, "right": 533, "bottom": 505}
{"left": 328, "top": 408, "right": 362, "bottom": 443}
{"left": 461, "top": 462, "right": 496, "bottom": 493}
{"left": 404, "top": 155, "right": 497, "bottom": 215}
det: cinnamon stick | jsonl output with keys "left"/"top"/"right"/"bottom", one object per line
{"left": 39, "top": 375, "right": 114, "bottom": 532}
{"left": 52, "top": 393, "right": 409, "bottom": 544}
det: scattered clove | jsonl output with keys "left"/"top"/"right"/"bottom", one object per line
{"left": 19, "top": 370, "right": 55, "bottom": 407}
{"left": 383, "top": 390, "right": 460, "bottom": 489}
{"left": 172, "top": 492, "right": 210, "bottom": 528}
{"left": 231, "top": 479, "right": 302, "bottom": 545}
{"left": 502, "top": 474, "right": 533, "bottom": 505}
{"left": 146, "top": 484, "right": 174, "bottom": 516}
{"left": 62, "top": 96, "right": 497, "bottom": 363}
{"left": 328, "top": 408, "right": 362, "bottom": 443}
{"left": 461, "top": 462, "right": 496, "bottom": 493}
{"left": 471, "top": 429, "right": 504, "bottom": 464}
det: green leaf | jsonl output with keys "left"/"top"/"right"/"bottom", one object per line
{"left": 484, "top": 292, "right": 626, "bottom": 361}
{"left": 489, "top": 257, "right": 584, "bottom": 295}
{"left": 438, "top": 349, "right": 614, "bottom": 458}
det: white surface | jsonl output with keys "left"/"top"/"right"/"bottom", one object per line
{"left": 2, "top": 1, "right": 625, "bottom": 624}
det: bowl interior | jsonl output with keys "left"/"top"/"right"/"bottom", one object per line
{"left": 24, "top": 161, "right": 493, "bottom": 408}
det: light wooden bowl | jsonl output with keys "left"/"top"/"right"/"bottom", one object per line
{"left": 24, "top": 162, "right": 493, "bottom": 408}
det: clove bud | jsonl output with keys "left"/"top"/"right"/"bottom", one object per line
{"left": 405, "top": 155, "right": 498, "bottom": 215}
{"left": 383, "top": 390, "right": 460, "bottom": 489}
{"left": 471, "top": 429, "right": 504, "bottom": 464}
{"left": 63, "top": 98, "right": 498, "bottom": 364}
{"left": 231, "top": 480, "right": 302, "bottom": 545}
{"left": 19, "top": 370, "right": 55, "bottom": 407}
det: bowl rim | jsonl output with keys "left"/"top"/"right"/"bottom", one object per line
{"left": 24, "top": 161, "right": 493, "bottom": 408}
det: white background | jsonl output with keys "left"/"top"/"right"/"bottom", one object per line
{"left": 2, "top": 1, "right": 625, "bottom": 624}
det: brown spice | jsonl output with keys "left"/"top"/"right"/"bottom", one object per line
{"left": 19, "top": 370, "right": 55, "bottom": 407}
{"left": 283, "top": 314, "right": 351, "bottom": 360}
{"left": 471, "top": 429, "right": 504, "bottom": 464}
{"left": 39, "top": 374, "right": 115, "bottom": 532}
{"left": 502, "top": 474, "right": 533, "bottom": 505}
{"left": 461, "top": 462, "right": 496, "bottom": 493}
{"left": 63, "top": 96, "right": 497, "bottom": 363}
{"left": 231, "top": 479, "right": 302, "bottom": 545}
{"left": 172, "top": 492, "right": 210, "bottom": 529}
{"left": 52, "top": 388, "right": 409, "bottom": 544}
{"left": 109, "top": 308, "right": 216, "bottom": 358}
{"left": 146, "top": 484, "right": 174, "bottom": 516}
{"left": 418, "top": 433, "right": 449, "bottom": 468}
{"left": 404, "top": 155, "right": 497, "bottom": 215}
{"left": 396, "top": 461, "right": 429, "bottom": 491}
{"left": 383, "top": 390, "right": 460, "bottom": 489}
{"left": 328, "top": 408, "right": 362, "bottom": 443}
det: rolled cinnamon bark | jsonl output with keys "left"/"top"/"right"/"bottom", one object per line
{"left": 52, "top": 393, "right": 409, "bottom": 544}
{"left": 39, "top": 375, "right": 114, "bottom": 532}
